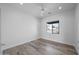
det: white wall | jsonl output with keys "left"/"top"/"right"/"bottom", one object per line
{"left": 40, "top": 9, "right": 75, "bottom": 45}
{"left": 75, "top": 4, "right": 79, "bottom": 54}
{"left": 0, "top": 9, "right": 1, "bottom": 54}
{"left": 0, "top": 5, "right": 39, "bottom": 50}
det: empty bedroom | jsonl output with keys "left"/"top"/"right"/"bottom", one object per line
{"left": 0, "top": 3, "right": 79, "bottom": 55}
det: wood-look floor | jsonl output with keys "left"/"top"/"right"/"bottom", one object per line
{"left": 3, "top": 39, "right": 78, "bottom": 55}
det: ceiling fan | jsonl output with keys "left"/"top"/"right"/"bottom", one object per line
{"left": 40, "top": 4, "right": 52, "bottom": 17}
{"left": 40, "top": 4, "right": 45, "bottom": 17}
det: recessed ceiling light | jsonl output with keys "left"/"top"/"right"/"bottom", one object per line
{"left": 20, "top": 3, "right": 23, "bottom": 5}
{"left": 58, "top": 6, "right": 62, "bottom": 10}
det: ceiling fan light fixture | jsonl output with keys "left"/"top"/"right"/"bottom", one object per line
{"left": 40, "top": 8, "right": 45, "bottom": 16}
{"left": 40, "top": 10, "right": 44, "bottom": 16}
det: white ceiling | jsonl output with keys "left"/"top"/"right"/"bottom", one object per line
{"left": 0, "top": 3, "right": 77, "bottom": 19}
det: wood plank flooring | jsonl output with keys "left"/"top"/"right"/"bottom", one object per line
{"left": 3, "top": 38, "right": 78, "bottom": 55}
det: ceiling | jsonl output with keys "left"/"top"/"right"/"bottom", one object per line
{"left": 0, "top": 3, "right": 77, "bottom": 19}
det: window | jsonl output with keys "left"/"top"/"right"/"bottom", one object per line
{"left": 47, "top": 21, "right": 59, "bottom": 34}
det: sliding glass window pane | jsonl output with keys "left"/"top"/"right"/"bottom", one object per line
{"left": 52, "top": 23, "right": 59, "bottom": 34}
{"left": 47, "top": 24, "right": 52, "bottom": 34}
